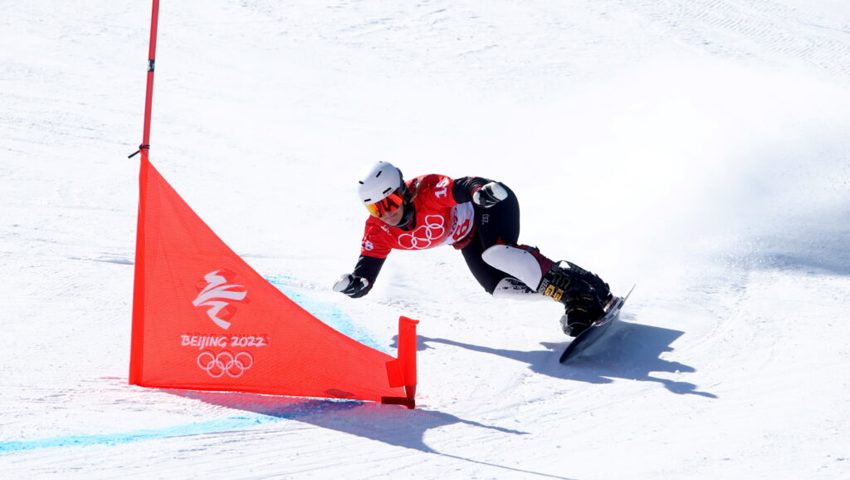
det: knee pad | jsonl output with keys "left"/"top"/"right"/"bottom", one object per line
{"left": 481, "top": 245, "right": 544, "bottom": 291}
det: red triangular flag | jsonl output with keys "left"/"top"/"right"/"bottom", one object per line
{"left": 129, "top": 158, "right": 417, "bottom": 407}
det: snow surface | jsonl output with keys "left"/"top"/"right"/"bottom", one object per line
{"left": 2, "top": 0, "right": 850, "bottom": 478}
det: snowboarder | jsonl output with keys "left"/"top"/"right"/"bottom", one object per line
{"left": 333, "top": 161, "right": 613, "bottom": 336}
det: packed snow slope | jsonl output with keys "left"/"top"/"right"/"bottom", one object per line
{"left": 2, "top": 1, "right": 850, "bottom": 478}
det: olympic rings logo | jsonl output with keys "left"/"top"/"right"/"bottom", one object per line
{"left": 398, "top": 215, "right": 445, "bottom": 249}
{"left": 196, "top": 351, "right": 254, "bottom": 378}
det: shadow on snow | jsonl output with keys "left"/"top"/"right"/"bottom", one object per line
{"left": 172, "top": 389, "right": 525, "bottom": 453}
{"left": 170, "top": 391, "right": 573, "bottom": 479}
{"left": 417, "top": 317, "right": 717, "bottom": 399}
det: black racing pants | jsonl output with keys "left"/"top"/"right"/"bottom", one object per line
{"left": 460, "top": 185, "right": 521, "bottom": 294}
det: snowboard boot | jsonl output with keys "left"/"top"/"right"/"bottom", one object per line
{"left": 538, "top": 261, "right": 612, "bottom": 337}
{"left": 558, "top": 295, "right": 606, "bottom": 337}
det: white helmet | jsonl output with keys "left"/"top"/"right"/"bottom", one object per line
{"left": 357, "top": 161, "right": 415, "bottom": 227}
{"left": 357, "top": 161, "right": 403, "bottom": 205}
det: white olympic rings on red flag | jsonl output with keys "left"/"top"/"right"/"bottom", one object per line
{"left": 196, "top": 351, "right": 254, "bottom": 378}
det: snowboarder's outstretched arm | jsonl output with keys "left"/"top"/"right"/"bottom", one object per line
{"left": 333, "top": 255, "right": 385, "bottom": 298}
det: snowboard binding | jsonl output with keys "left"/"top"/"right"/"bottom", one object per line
{"left": 538, "top": 261, "right": 611, "bottom": 337}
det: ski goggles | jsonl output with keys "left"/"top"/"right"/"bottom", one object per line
{"left": 365, "top": 189, "right": 405, "bottom": 218}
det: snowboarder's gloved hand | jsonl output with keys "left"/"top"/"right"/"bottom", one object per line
{"left": 472, "top": 182, "right": 508, "bottom": 208}
{"left": 333, "top": 273, "right": 370, "bottom": 298}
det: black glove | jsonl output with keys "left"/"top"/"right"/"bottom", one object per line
{"left": 472, "top": 182, "right": 508, "bottom": 208}
{"left": 333, "top": 273, "right": 371, "bottom": 298}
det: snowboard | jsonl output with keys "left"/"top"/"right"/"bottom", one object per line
{"left": 559, "top": 284, "right": 636, "bottom": 363}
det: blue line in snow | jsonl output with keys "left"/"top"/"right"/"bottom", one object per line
{"left": 0, "top": 399, "right": 361, "bottom": 453}
{"left": 0, "top": 416, "right": 275, "bottom": 453}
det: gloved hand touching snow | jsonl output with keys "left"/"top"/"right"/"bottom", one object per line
{"left": 333, "top": 273, "right": 370, "bottom": 298}
{"left": 472, "top": 182, "right": 508, "bottom": 208}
